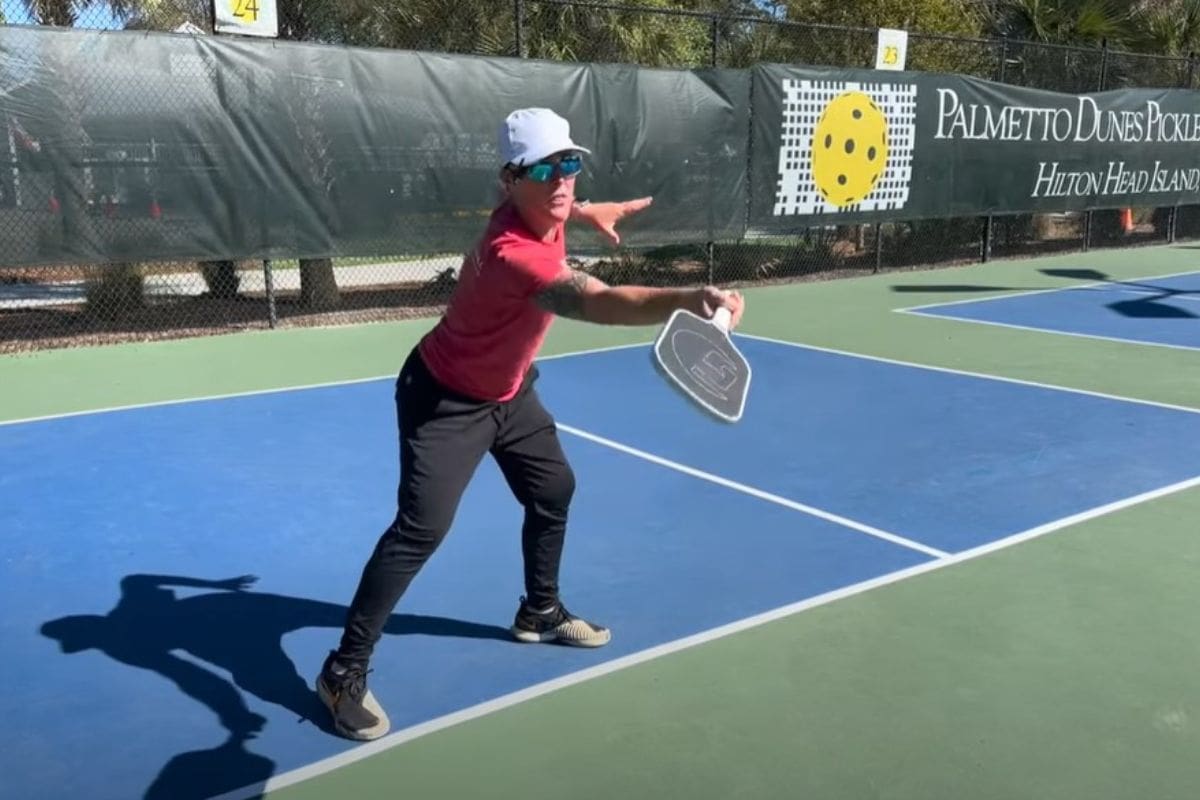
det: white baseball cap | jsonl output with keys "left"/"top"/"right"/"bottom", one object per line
{"left": 498, "top": 108, "right": 591, "bottom": 168}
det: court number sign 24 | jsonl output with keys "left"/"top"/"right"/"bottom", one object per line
{"left": 233, "top": 0, "right": 261, "bottom": 22}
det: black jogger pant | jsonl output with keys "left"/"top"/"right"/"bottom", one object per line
{"left": 336, "top": 347, "right": 575, "bottom": 666}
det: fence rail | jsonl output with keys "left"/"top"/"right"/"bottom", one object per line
{"left": 1, "top": 0, "right": 1197, "bottom": 353}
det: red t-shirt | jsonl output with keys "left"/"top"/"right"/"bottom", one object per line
{"left": 418, "top": 201, "right": 568, "bottom": 402}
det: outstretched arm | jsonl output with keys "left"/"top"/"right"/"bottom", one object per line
{"left": 569, "top": 197, "right": 652, "bottom": 246}
{"left": 120, "top": 574, "right": 258, "bottom": 593}
{"left": 534, "top": 267, "right": 744, "bottom": 328}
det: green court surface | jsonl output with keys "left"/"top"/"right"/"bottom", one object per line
{"left": 5, "top": 243, "right": 1199, "bottom": 800}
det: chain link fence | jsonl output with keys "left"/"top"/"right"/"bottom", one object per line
{"left": 2, "top": 0, "right": 1198, "bottom": 352}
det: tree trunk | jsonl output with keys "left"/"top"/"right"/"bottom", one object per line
{"left": 299, "top": 257, "right": 339, "bottom": 309}
{"left": 200, "top": 260, "right": 240, "bottom": 299}
{"left": 85, "top": 262, "right": 144, "bottom": 320}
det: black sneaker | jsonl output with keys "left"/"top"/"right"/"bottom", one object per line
{"left": 510, "top": 597, "right": 611, "bottom": 647}
{"left": 314, "top": 651, "right": 390, "bottom": 741}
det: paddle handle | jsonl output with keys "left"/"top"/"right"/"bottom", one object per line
{"left": 712, "top": 306, "right": 732, "bottom": 332}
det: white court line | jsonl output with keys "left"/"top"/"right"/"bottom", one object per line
{"left": 557, "top": 423, "right": 948, "bottom": 559}
{"left": 6, "top": 266, "right": 1199, "bottom": 429}
{"left": 0, "top": 374, "right": 396, "bottom": 429}
{"left": 208, "top": 471, "right": 1200, "bottom": 800}
{"left": 7, "top": 312, "right": 1197, "bottom": 429}
{"left": 0, "top": 341, "right": 651, "bottom": 427}
{"left": 900, "top": 308, "right": 1200, "bottom": 354}
{"left": 894, "top": 268, "right": 1200, "bottom": 313}
{"left": 734, "top": 332, "right": 1200, "bottom": 415}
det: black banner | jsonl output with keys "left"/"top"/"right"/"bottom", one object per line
{"left": 750, "top": 63, "right": 1200, "bottom": 230}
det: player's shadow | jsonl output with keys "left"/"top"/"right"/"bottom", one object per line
{"left": 40, "top": 573, "right": 511, "bottom": 800}
{"left": 144, "top": 731, "right": 275, "bottom": 800}
{"left": 889, "top": 267, "right": 1113, "bottom": 295}
{"left": 892, "top": 267, "right": 1199, "bottom": 319}
{"left": 889, "top": 282, "right": 1030, "bottom": 293}
{"left": 1108, "top": 297, "right": 1197, "bottom": 318}
{"left": 1044, "top": 269, "right": 1200, "bottom": 319}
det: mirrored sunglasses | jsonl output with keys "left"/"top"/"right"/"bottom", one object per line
{"left": 521, "top": 154, "right": 583, "bottom": 182}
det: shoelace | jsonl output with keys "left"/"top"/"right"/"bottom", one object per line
{"left": 348, "top": 668, "right": 373, "bottom": 701}
{"left": 331, "top": 662, "right": 371, "bottom": 701}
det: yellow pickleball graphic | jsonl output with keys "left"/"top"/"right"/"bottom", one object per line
{"left": 811, "top": 91, "right": 889, "bottom": 207}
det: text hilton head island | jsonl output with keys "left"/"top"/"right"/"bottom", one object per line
{"left": 1031, "top": 160, "right": 1200, "bottom": 199}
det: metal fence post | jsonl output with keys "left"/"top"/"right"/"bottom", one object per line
{"left": 710, "top": 14, "right": 719, "bottom": 68}
{"left": 704, "top": 15, "right": 719, "bottom": 285}
{"left": 1083, "top": 39, "right": 1109, "bottom": 252}
{"left": 981, "top": 36, "right": 1008, "bottom": 263}
{"left": 263, "top": 259, "right": 277, "bottom": 328}
{"left": 514, "top": 0, "right": 525, "bottom": 58}
{"left": 1168, "top": 52, "right": 1196, "bottom": 244}
{"left": 743, "top": 52, "right": 755, "bottom": 248}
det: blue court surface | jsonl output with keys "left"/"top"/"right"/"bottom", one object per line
{"left": 899, "top": 270, "right": 1200, "bottom": 350}
{"left": 5, "top": 335, "right": 1200, "bottom": 800}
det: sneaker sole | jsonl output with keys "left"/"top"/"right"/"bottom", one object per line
{"left": 510, "top": 625, "right": 612, "bottom": 647}
{"left": 315, "top": 678, "right": 392, "bottom": 741}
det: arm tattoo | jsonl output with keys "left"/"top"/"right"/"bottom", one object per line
{"left": 535, "top": 269, "right": 592, "bottom": 320}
